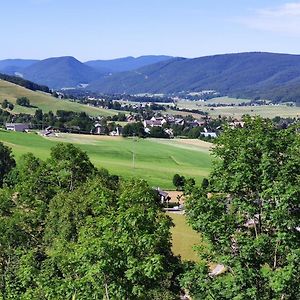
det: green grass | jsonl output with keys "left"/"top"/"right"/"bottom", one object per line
{"left": 0, "top": 130, "right": 213, "bottom": 189}
{"left": 167, "top": 213, "right": 202, "bottom": 261}
{"left": 203, "top": 104, "right": 300, "bottom": 119}
{"left": 177, "top": 97, "right": 250, "bottom": 109}
{"left": 0, "top": 79, "right": 121, "bottom": 117}
{"left": 205, "top": 96, "right": 251, "bottom": 105}
{"left": 177, "top": 99, "right": 300, "bottom": 118}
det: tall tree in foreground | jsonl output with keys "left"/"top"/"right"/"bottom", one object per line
{"left": 41, "top": 179, "right": 180, "bottom": 299}
{"left": 183, "top": 117, "right": 300, "bottom": 299}
{"left": 0, "top": 142, "right": 15, "bottom": 187}
{"left": 0, "top": 146, "right": 180, "bottom": 300}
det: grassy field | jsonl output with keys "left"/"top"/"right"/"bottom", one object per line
{"left": 177, "top": 98, "right": 300, "bottom": 119}
{"left": 168, "top": 213, "right": 202, "bottom": 261}
{"left": 0, "top": 79, "right": 120, "bottom": 116}
{"left": 205, "top": 96, "right": 251, "bottom": 105}
{"left": 0, "top": 130, "right": 213, "bottom": 189}
{"left": 177, "top": 97, "right": 250, "bottom": 109}
{"left": 203, "top": 104, "right": 300, "bottom": 119}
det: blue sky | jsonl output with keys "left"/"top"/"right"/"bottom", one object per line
{"left": 0, "top": 0, "right": 299, "bottom": 60}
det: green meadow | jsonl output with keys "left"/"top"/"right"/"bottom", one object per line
{"left": 177, "top": 98, "right": 300, "bottom": 119}
{"left": 168, "top": 213, "right": 202, "bottom": 261}
{"left": 0, "top": 79, "right": 120, "bottom": 116}
{"left": 0, "top": 130, "right": 213, "bottom": 189}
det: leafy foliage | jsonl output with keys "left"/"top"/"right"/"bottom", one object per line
{"left": 122, "top": 122, "right": 145, "bottom": 137}
{"left": 183, "top": 117, "right": 300, "bottom": 299}
{"left": 0, "top": 143, "right": 181, "bottom": 299}
{"left": 0, "top": 142, "right": 16, "bottom": 187}
{"left": 16, "top": 97, "right": 31, "bottom": 107}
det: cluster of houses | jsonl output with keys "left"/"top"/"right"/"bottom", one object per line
{"left": 142, "top": 115, "right": 217, "bottom": 138}
{"left": 3, "top": 114, "right": 219, "bottom": 138}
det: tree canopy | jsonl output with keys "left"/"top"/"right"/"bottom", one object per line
{"left": 0, "top": 142, "right": 15, "bottom": 187}
{"left": 183, "top": 117, "right": 300, "bottom": 299}
{"left": 0, "top": 143, "right": 180, "bottom": 299}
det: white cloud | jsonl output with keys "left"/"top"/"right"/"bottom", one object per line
{"left": 239, "top": 2, "right": 300, "bottom": 36}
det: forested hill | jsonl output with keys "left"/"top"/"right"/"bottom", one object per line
{"left": 85, "top": 55, "right": 174, "bottom": 73}
{"left": 88, "top": 52, "right": 300, "bottom": 103}
{"left": 0, "top": 56, "right": 174, "bottom": 89}
{"left": 0, "top": 59, "right": 38, "bottom": 75}
{"left": 0, "top": 73, "right": 50, "bottom": 93}
{"left": 21, "top": 56, "right": 102, "bottom": 89}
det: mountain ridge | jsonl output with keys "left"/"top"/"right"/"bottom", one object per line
{"left": 85, "top": 55, "right": 174, "bottom": 73}
{"left": 21, "top": 56, "right": 102, "bottom": 89}
{"left": 1, "top": 52, "right": 300, "bottom": 103}
{"left": 87, "top": 52, "right": 300, "bottom": 102}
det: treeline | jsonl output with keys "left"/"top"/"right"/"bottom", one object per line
{"left": 32, "top": 109, "right": 95, "bottom": 132}
{"left": 80, "top": 98, "right": 167, "bottom": 113}
{"left": 230, "top": 83, "right": 300, "bottom": 105}
{"left": 62, "top": 90, "right": 174, "bottom": 103}
{"left": 0, "top": 73, "right": 50, "bottom": 93}
{"left": 0, "top": 108, "right": 95, "bottom": 133}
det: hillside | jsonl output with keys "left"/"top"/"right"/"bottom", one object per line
{"left": 0, "top": 73, "right": 50, "bottom": 93}
{"left": 0, "top": 79, "right": 118, "bottom": 116}
{"left": 0, "top": 59, "right": 38, "bottom": 75}
{"left": 85, "top": 55, "right": 174, "bottom": 73}
{"left": 21, "top": 56, "right": 102, "bottom": 89}
{"left": 88, "top": 52, "right": 300, "bottom": 103}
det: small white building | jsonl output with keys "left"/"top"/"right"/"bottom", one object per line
{"left": 201, "top": 132, "right": 217, "bottom": 138}
{"left": 5, "top": 123, "right": 29, "bottom": 132}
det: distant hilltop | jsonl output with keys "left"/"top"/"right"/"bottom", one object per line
{"left": 0, "top": 55, "right": 174, "bottom": 89}
{"left": 1, "top": 52, "right": 300, "bottom": 103}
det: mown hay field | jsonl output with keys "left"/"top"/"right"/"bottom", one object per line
{"left": 0, "top": 130, "right": 213, "bottom": 189}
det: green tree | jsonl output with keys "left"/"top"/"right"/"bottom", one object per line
{"left": 48, "top": 143, "right": 95, "bottom": 191}
{"left": 0, "top": 142, "right": 16, "bottom": 187}
{"left": 173, "top": 174, "right": 185, "bottom": 190}
{"left": 0, "top": 144, "right": 182, "bottom": 299}
{"left": 1, "top": 99, "right": 8, "bottom": 109}
{"left": 149, "top": 127, "right": 169, "bottom": 138}
{"left": 122, "top": 122, "right": 145, "bottom": 137}
{"left": 16, "top": 97, "right": 30, "bottom": 107}
{"left": 34, "top": 109, "right": 43, "bottom": 122}
{"left": 40, "top": 179, "right": 180, "bottom": 299}
{"left": 183, "top": 117, "right": 300, "bottom": 299}
{"left": 7, "top": 103, "right": 14, "bottom": 110}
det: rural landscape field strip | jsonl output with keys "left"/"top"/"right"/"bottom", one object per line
{"left": 0, "top": 130, "right": 213, "bottom": 189}
{"left": 177, "top": 98, "right": 300, "bottom": 118}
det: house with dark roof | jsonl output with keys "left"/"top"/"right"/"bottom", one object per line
{"left": 5, "top": 123, "right": 29, "bottom": 132}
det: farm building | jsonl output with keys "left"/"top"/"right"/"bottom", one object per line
{"left": 201, "top": 132, "right": 217, "bottom": 138}
{"left": 5, "top": 123, "right": 29, "bottom": 132}
{"left": 154, "top": 188, "right": 171, "bottom": 204}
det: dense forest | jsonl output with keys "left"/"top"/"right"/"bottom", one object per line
{"left": 87, "top": 53, "right": 300, "bottom": 104}
{"left": 0, "top": 143, "right": 181, "bottom": 299}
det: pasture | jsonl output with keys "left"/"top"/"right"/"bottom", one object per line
{"left": 177, "top": 98, "right": 300, "bottom": 119}
{"left": 0, "top": 130, "right": 213, "bottom": 189}
{"left": 0, "top": 79, "right": 120, "bottom": 116}
{"left": 203, "top": 104, "right": 300, "bottom": 119}
{"left": 168, "top": 213, "right": 202, "bottom": 262}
